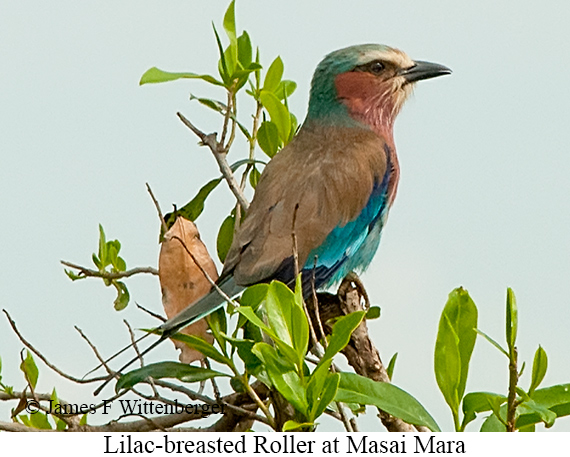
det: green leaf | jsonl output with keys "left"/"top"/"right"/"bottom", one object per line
{"left": 264, "top": 281, "right": 296, "bottom": 347}
{"left": 114, "top": 255, "right": 127, "bottom": 272}
{"left": 336, "top": 372, "right": 440, "bottom": 432}
{"left": 514, "top": 383, "right": 570, "bottom": 429}
{"left": 240, "top": 284, "right": 269, "bottom": 308}
{"left": 440, "top": 288, "right": 478, "bottom": 401}
{"left": 311, "top": 372, "right": 340, "bottom": 420}
{"left": 236, "top": 284, "right": 267, "bottom": 339}
{"left": 386, "top": 353, "right": 398, "bottom": 381}
{"left": 50, "top": 388, "right": 59, "bottom": 407}
{"left": 226, "top": 337, "right": 262, "bottom": 374}
{"left": 264, "top": 280, "right": 308, "bottom": 365}
{"left": 366, "top": 306, "right": 381, "bottom": 320}
{"left": 164, "top": 178, "right": 223, "bottom": 232}
{"left": 170, "top": 333, "right": 229, "bottom": 365}
{"left": 434, "top": 314, "right": 461, "bottom": 416}
{"left": 237, "top": 31, "right": 252, "bottom": 68}
{"left": 207, "top": 307, "right": 228, "bottom": 353}
{"left": 20, "top": 351, "right": 39, "bottom": 390}
{"left": 222, "top": 0, "right": 238, "bottom": 75}
{"left": 190, "top": 94, "right": 227, "bottom": 113}
{"left": 56, "top": 418, "right": 67, "bottom": 430}
{"left": 292, "top": 276, "right": 309, "bottom": 363}
{"left": 282, "top": 420, "right": 314, "bottom": 432}
{"left": 98, "top": 224, "right": 108, "bottom": 267}
{"left": 91, "top": 253, "right": 102, "bottom": 270}
{"left": 532, "top": 383, "right": 570, "bottom": 413}
{"left": 320, "top": 311, "right": 365, "bottom": 366}
{"left": 252, "top": 342, "right": 296, "bottom": 373}
{"left": 113, "top": 281, "right": 130, "bottom": 311}
{"left": 461, "top": 391, "right": 507, "bottom": 429}
{"left": 307, "top": 359, "right": 332, "bottom": 410}
{"left": 288, "top": 112, "right": 298, "bottom": 143}
{"left": 213, "top": 24, "right": 229, "bottom": 84}
{"left": 253, "top": 342, "right": 308, "bottom": 415}
{"left": 529, "top": 345, "right": 548, "bottom": 395}
{"left": 480, "top": 413, "right": 506, "bottom": 432}
{"left": 275, "top": 80, "right": 297, "bottom": 100}
{"left": 79, "top": 413, "right": 88, "bottom": 426}
{"left": 254, "top": 48, "right": 261, "bottom": 89}
{"left": 259, "top": 91, "right": 291, "bottom": 143}
{"left": 506, "top": 288, "right": 517, "bottom": 353}
{"left": 139, "top": 67, "right": 223, "bottom": 87}
{"left": 30, "top": 412, "right": 52, "bottom": 430}
{"left": 64, "top": 269, "right": 85, "bottom": 281}
{"left": 116, "top": 362, "right": 229, "bottom": 392}
{"left": 216, "top": 213, "right": 235, "bottom": 263}
{"left": 249, "top": 166, "right": 261, "bottom": 189}
{"left": 519, "top": 424, "right": 535, "bottom": 432}
{"left": 236, "top": 306, "right": 299, "bottom": 365}
{"left": 257, "top": 121, "right": 281, "bottom": 158}
{"left": 518, "top": 399, "right": 557, "bottom": 428}
{"left": 263, "top": 56, "right": 284, "bottom": 93}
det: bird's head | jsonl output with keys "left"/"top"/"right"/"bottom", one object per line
{"left": 307, "top": 44, "right": 451, "bottom": 136}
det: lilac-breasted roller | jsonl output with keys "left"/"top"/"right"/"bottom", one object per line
{"left": 102, "top": 44, "right": 450, "bottom": 377}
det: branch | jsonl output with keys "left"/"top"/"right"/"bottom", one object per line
{"left": 154, "top": 379, "right": 269, "bottom": 426}
{"left": 176, "top": 112, "right": 249, "bottom": 212}
{"left": 506, "top": 347, "right": 519, "bottom": 432}
{"left": 146, "top": 182, "right": 168, "bottom": 235}
{"left": 3, "top": 309, "right": 106, "bottom": 384}
{"left": 0, "top": 421, "right": 55, "bottom": 432}
{"left": 60, "top": 260, "right": 158, "bottom": 279}
{"left": 311, "top": 280, "right": 426, "bottom": 433}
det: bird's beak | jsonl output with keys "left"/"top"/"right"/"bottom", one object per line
{"left": 400, "top": 60, "right": 452, "bottom": 84}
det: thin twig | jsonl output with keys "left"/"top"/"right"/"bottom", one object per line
{"left": 74, "top": 326, "right": 117, "bottom": 377}
{"left": 244, "top": 382, "right": 275, "bottom": 429}
{"left": 204, "top": 359, "right": 221, "bottom": 402}
{"left": 311, "top": 256, "right": 327, "bottom": 347}
{"left": 146, "top": 182, "right": 168, "bottom": 235}
{"left": 350, "top": 417, "right": 360, "bottom": 432}
{"left": 170, "top": 235, "right": 236, "bottom": 306}
{"left": 2, "top": 309, "right": 105, "bottom": 384}
{"left": 176, "top": 112, "right": 249, "bottom": 211}
{"left": 124, "top": 320, "right": 143, "bottom": 368}
{"left": 61, "top": 261, "right": 158, "bottom": 279}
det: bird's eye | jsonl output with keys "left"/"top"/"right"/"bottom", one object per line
{"left": 355, "top": 60, "right": 385, "bottom": 75}
{"left": 369, "top": 61, "right": 385, "bottom": 74}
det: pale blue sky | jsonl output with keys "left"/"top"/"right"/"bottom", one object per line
{"left": 1, "top": 0, "right": 570, "bottom": 431}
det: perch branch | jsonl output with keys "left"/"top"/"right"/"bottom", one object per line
{"left": 176, "top": 112, "right": 249, "bottom": 212}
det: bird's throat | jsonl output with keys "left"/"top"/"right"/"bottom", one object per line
{"left": 334, "top": 71, "right": 404, "bottom": 142}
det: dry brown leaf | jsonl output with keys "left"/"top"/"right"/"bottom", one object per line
{"left": 159, "top": 217, "right": 219, "bottom": 363}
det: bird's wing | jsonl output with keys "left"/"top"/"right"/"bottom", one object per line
{"left": 222, "top": 122, "right": 388, "bottom": 287}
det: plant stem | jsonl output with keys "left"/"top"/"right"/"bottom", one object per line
{"left": 506, "top": 347, "right": 518, "bottom": 431}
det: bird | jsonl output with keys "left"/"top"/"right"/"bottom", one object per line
{"left": 96, "top": 44, "right": 450, "bottom": 387}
